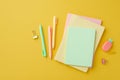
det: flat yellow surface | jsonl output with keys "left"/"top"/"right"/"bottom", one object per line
{"left": 0, "top": 0, "right": 120, "bottom": 80}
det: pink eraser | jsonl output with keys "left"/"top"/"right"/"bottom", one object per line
{"left": 102, "top": 39, "right": 113, "bottom": 51}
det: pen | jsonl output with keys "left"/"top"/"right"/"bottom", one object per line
{"left": 52, "top": 16, "right": 57, "bottom": 49}
{"left": 48, "top": 26, "right": 52, "bottom": 59}
{"left": 39, "top": 24, "right": 47, "bottom": 57}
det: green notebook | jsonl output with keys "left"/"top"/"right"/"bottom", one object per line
{"left": 65, "top": 27, "right": 96, "bottom": 67}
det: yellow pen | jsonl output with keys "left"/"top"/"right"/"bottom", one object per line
{"left": 52, "top": 16, "right": 57, "bottom": 49}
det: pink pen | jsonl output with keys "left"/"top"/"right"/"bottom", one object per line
{"left": 102, "top": 39, "right": 113, "bottom": 52}
{"left": 48, "top": 26, "right": 52, "bottom": 59}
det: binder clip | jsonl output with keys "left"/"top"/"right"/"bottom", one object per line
{"left": 32, "top": 30, "right": 39, "bottom": 40}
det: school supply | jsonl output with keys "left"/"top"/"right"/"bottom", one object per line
{"left": 39, "top": 24, "right": 47, "bottom": 57}
{"left": 52, "top": 16, "right": 57, "bottom": 49}
{"left": 32, "top": 30, "right": 38, "bottom": 39}
{"left": 48, "top": 26, "right": 52, "bottom": 59}
{"left": 55, "top": 13, "right": 105, "bottom": 72}
{"left": 65, "top": 26, "right": 96, "bottom": 67}
{"left": 102, "top": 39, "right": 113, "bottom": 52}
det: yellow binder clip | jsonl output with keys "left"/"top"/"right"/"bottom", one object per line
{"left": 32, "top": 30, "right": 39, "bottom": 40}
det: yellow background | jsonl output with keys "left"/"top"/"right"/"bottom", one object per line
{"left": 0, "top": 0, "right": 120, "bottom": 80}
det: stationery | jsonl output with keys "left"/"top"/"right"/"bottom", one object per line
{"left": 32, "top": 30, "right": 38, "bottom": 39}
{"left": 102, "top": 39, "right": 113, "bottom": 51}
{"left": 55, "top": 13, "right": 105, "bottom": 72}
{"left": 65, "top": 27, "right": 96, "bottom": 67}
{"left": 52, "top": 16, "right": 57, "bottom": 49}
{"left": 48, "top": 26, "right": 52, "bottom": 59}
{"left": 39, "top": 24, "right": 47, "bottom": 57}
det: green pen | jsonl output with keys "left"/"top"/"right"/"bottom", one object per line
{"left": 39, "top": 24, "right": 47, "bottom": 57}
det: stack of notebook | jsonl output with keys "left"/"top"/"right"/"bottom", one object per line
{"left": 54, "top": 13, "right": 105, "bottom": 72}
